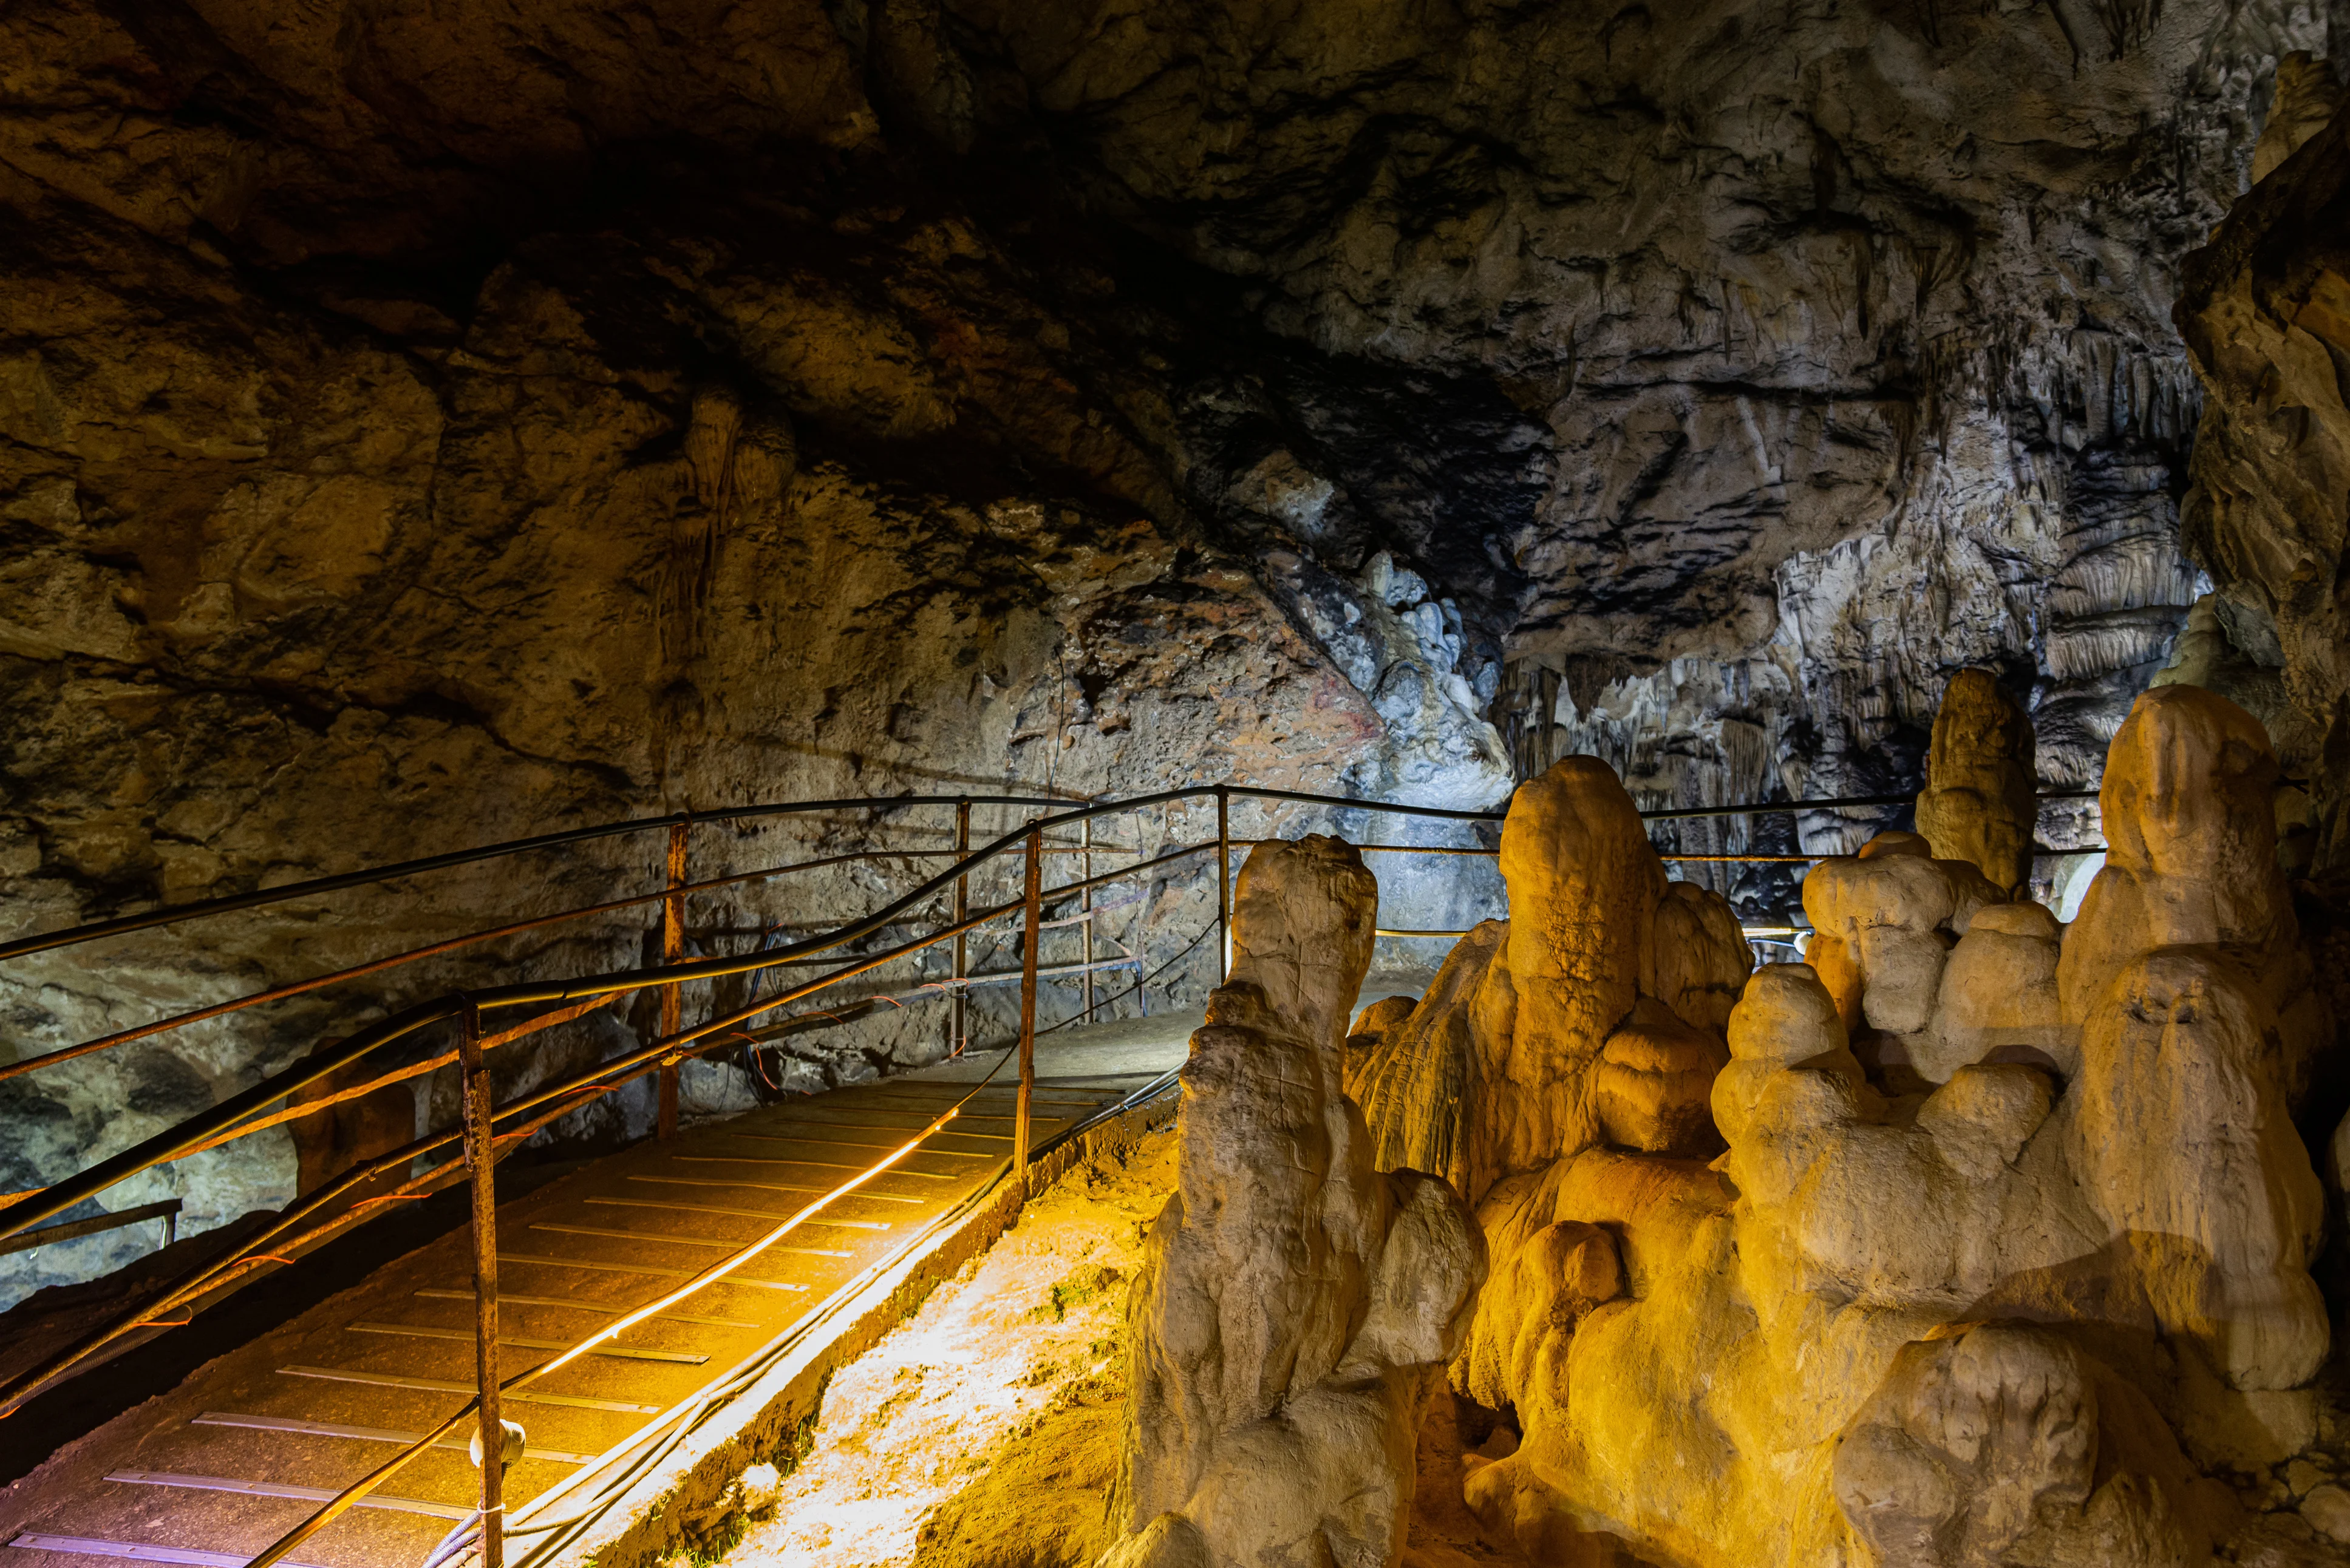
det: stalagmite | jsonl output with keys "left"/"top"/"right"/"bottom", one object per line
{"left": 1415, "top": 697, "right": 2333, "bottom": 1566}
{"left": 1484, "top": 757, "right": 1664, "bottom": 1180}
{"left": 1102, "top": 836, "right": 1485, "bottom": 1568}
{"left": 1348, "top": 756, "right": 1752, "bottom": 1202}
{"left": 1918, "top": 900, "right": 2066, "bottom": 1083}
{"left": 1345, "top": 923, "right": 1502, "bottom": 1198}
{"left": 1799, "top": 832, "right": 2003, "bottom": 1085}
{"left": 1913, "top": 668, "right": 2039, "bottom": 894}
{"left": 2055, "top": 684, "right": 2326, "bottom": 1095}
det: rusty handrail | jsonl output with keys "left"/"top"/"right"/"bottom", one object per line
{"left": 0, "top": 792, "right": 1091, "bottom": 964}
{"left": 0, "top": 778, "right": 2112, "bottom": 1238}
{"left": 0, "top": 793, "right": 1221, "bottom": 1243}
{"left": 0, "top": 781, "right": 2108, "bottom": 967}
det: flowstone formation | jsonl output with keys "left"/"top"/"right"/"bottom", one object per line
{"left": 1104, "top": 835, "right": 1485, "bottom": 1568}
{"left": 1353, "top": 685, "right": 2337, "bottom": 1566}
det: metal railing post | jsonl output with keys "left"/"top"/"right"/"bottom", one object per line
{"left": 1013, "top": 826, "right": 1041, "bottom": 1191}
{"left": 952, "top": 800, "right": 970, "bottom": 1056}
{"left": 657, "top": 821, "right": 688, "bottom": 1139}
{"left": 457, "top": 1000, "right": 504, "bottom": 1568}
{"left": 1080, "top": 812, "right": 1095, "bottom": 1023}
{"left": 1216, "top": 786, "right": 1231, "bottom": 985}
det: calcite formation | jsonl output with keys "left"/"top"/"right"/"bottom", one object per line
{"left": 1913, "top": 669, "right": 2038, "bottom": 894}
{"left": 1348, "top": 756, "right": 1754, "bottom": 1207}
{"left": 1352, "top": 688, "right": 2336, "bottom": 1566}
{"left": 1105, "top": 837, "right": 1485, "bottom": 1568}
{"left": 1802, "top": 833, "right": 2004, "bottom": 1087}
{"left": 2055, "top": 685, "right": 2326, "bottom": 1093}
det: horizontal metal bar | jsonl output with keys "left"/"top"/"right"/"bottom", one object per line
{"left": 104, "top": 1471, "right": 468, "bottom": 1521}
{"left": 1638, "top": 787, "right": 2099, "bottom": 823}
{"left": 0, "top": 846, "right": 963, "bottom": 1088}
{"left": 0, "top": 792, "right": 1092, "bottom": 963}
{"left": 276, "top": 1365, "right": 662, "bottom": 1414}
{"left": 1229, "top": 839, "right": 1497, "bottom": 856}
{"left": 945, "top": 954, "right": 1142, "bottom": 988}
{"left": 0, "top": 832, "right": 1200, "bottom": 1232}
{"left": 1660, "top": 853, "right": 1815, "bottom": 862}
{"left": 190, "top": 1411, "right": 596, "bottom": 1462}
{"left": 1227, "top": 786, "right": 1505, "bottom": 823}
{"left": 0, "top": 1200, "right": 180, "bottom": 1257}
{"left": 0, "top": 780, "right": 2099, "bottom": 972}
{"left": 1374, "top": 928, "right": 1471, "bottom": 938}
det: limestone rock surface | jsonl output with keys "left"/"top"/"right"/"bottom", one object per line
{"left": 1921, "top": 901, "right": 2068, "bottom": 1084}
{"left": 1106, "top": 837, "right": 1485, "bottom": 1568}
{"left": 1350, "top": 755, "right": 1750, "bottom": 1201}
{"left": 1801, "top": 832, "right": 2003, "bottom": 1082}
{"left": 1487, "top": 758, "right": 1663, "bottom": 1179}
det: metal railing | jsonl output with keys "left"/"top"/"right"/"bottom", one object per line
{"left": 0, "top": 775, "right": 2104, "bottom": 1567}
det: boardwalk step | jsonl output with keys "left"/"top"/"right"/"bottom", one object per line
{"left": 105, "top": 1472, "right": 467, "bottom": 1521}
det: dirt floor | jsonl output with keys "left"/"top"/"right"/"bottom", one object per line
{"left": 709, "top": 1121, "right": 1528, "bottom": 1568}
{"left": 717, "top": 1125, "right": 1170, "bottom": 1568}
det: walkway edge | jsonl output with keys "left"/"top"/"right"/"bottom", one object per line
{"left": 537, "top": 1084, "right": 1184, "bottom": 1568}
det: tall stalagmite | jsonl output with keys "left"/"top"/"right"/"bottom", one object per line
{"left": 1105, "top": 836, "right": 1485, "bottom": 1568}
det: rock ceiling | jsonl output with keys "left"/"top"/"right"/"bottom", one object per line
{"left": 2, "top": 0, "right": 2344, "bottom": 1297}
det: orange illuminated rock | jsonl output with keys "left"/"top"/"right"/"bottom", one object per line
{"left": 1440, "top": 694, "right": 2334, "bottom": 1567}
{"left": 1594, "top": 998, "right": 1728, "bottom": 1156}
{"left": 2055, "top": 685, "right": 2326, "bottom": 1095}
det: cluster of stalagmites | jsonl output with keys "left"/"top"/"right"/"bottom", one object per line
{"left": 1107, "top": 678, "right": 2337, "bottom": 1567}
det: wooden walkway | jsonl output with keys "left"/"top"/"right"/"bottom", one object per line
{"left": 0, "top": 1068, "right": 1168, "bottom": 1568}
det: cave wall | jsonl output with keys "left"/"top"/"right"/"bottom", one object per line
{"left": 0, "top": 1, "right": 1528, "bottom": 1301}
{"left": 2176, "top": 82, "right": 2350, "bottom": 874}
{"left": 2, "top": 0, "right": 2343, "bottom": 1298}
{"left": 944, "top": 0, "right": 2343, "bottom": 861}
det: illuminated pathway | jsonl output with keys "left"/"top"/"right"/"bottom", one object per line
{"left": 0, "top": 1042, "right": 1188, "bottom": 1568}
{"left": 0, "top": 971, "right": 1446, "bottom": 1568}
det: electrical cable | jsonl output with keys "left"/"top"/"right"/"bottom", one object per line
{"left": 1032, "top": 915, "right": 1216, "bottom": 1040}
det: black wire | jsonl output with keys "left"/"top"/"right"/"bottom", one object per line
{"left": 1033, "top": 915, "right": 1218, "bottom": 1040}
